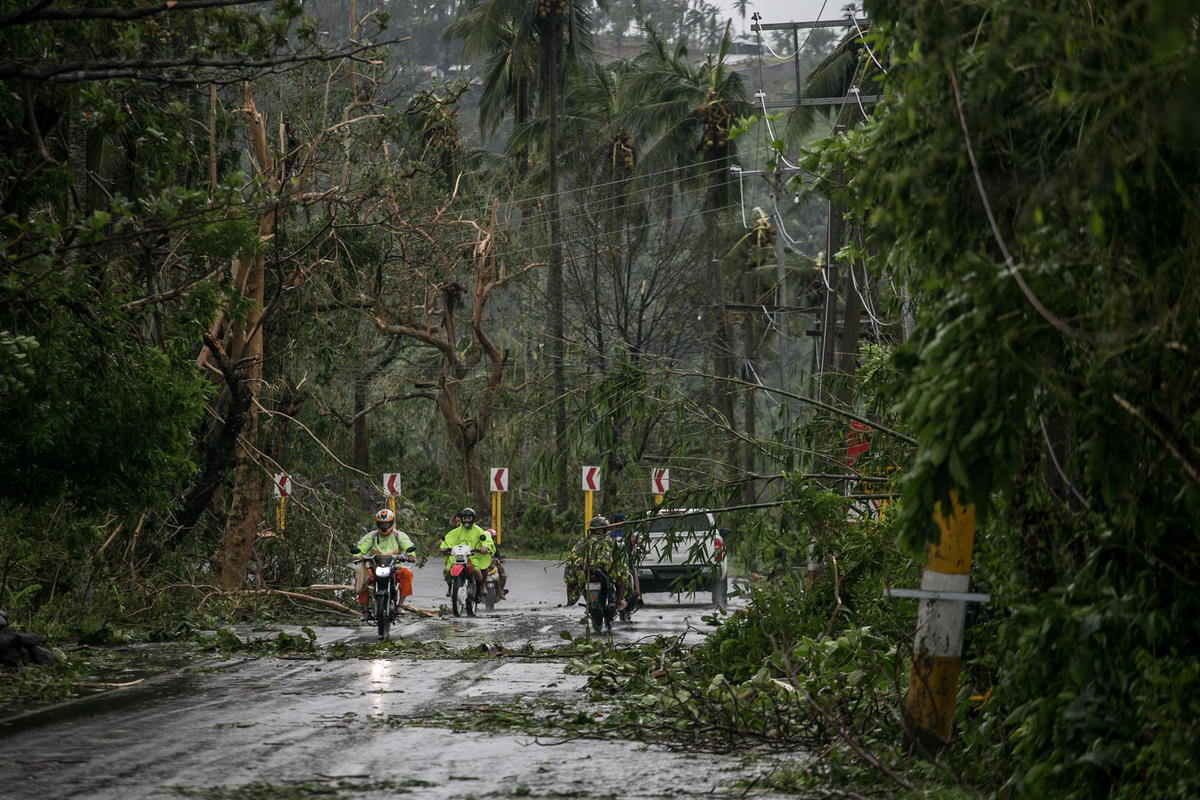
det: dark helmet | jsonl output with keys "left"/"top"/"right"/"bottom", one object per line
{"left": 375, "top": 508, "right": 396, "bottom": 530}
{"left": 589, "top": 515, "right": 609, "bottom": 533}
{"left": 611, "top": 512, "right": 626, "bottom": 524}
{"left": 459, "top": 507, "right": 476, "bottom": 522}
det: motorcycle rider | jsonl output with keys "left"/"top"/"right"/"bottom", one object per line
{"left": 438, "top": 507, "right": 493, "bottom": 599}
{"left": 351, "top": 509, "right": 416, "bottom": 619}
{"left": 564, "top": 515, "right": 626, "bottom": 610}
{"left": 483, "top": 527, "right": 509, "bottom": 599}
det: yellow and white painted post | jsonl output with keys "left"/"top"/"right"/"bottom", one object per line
{"left": 273, "top": 473, "right": 291, "bottom": 533}
{"left": 383, "top": 472, "right": 401, "bottom": 513}
{"left": 900, "top": 492, "right": 982, "bottom": 747}
{"left": 489, "top": 467, "right": 509, "bottom": 545}
{"left": 582, "top": 466, "right": 600, "bottom": 530}
{"left": 651, "top": 467, "right": 669, "bottom": 506}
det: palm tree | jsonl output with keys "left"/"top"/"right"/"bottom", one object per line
{"left": 733, "top": 0, "right": 751, "bottom": 32}
{"left": 445, "top": 0, "right": 599, "bottom": 510}
{"left": 509, "top": 57, "right": 642, "bottom": 183}
{"left": 628, "top": 21, "right": 747, "bottom": 193}
{"left": 627, "top": 20, "right": 750, "bottom": 476}
{"left": 443, "top": 9, "right": 537, "bottom": 170}
{"left": 784, "top": 24, "right": 883, "bottom": 145}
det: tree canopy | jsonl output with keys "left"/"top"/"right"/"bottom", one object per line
{"left": 3, "top": 1, "right": 1199, "bottom": 796}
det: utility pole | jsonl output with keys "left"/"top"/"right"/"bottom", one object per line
{"left": 708, "top": 257, "right": 738, "bottom": 475}
{"left": 742, "top": 264, "right": 758, "bottom": 505}
{"left": 747, "top": 18, "right": 877, "bottom": 407}
{"left": 750, "top": 17, "right": 880, "bottom": 113}
{"left": 748, "top": 16, "right": 877, "bottom": 584}
{"left": 820, "top": 153, "right": 844, "bottom": 402}
{"left": 835, "top": 259, "right": 864, "bottom": 408}
{"left": 775, "top": 200, "right": 789, "bottom": 395}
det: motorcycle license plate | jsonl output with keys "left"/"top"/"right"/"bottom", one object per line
{"left": 586, "top": 582, "right": 601, "bottom": 592}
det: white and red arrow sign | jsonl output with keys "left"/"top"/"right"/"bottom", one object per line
{"left": 383, "top": 473, "right": 401, "bottom": 496}
{"left": 273, "top": 473, "right": 292, "bottom": 498}
{"left": 581, "top": 466, "right": 601, "bottom": 491}
{"left": 651, "top": 467, "right": 670, "bottom": 495}
{"left": 490, "top": 467, "right": 509, "bottom": 492}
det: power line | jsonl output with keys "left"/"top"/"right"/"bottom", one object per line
{"left": 344, "top": 154, "right": 743, "bottom": 235}
{"left": 373, "top": 182, "right": 740, "bottom": 266}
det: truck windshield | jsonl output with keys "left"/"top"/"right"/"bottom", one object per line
{"left": 649, "top": 513, "right": 711, "bottom": 535}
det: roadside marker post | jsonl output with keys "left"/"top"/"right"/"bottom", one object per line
{"left": 651, "top": 467, "right": 669, "bottom": 506}
{"left": 898, "top": 492, "right": 984, "bottom": 748}
{"left": 582, "top": 466, "right": 600, "bottom": 531}
{"left": 383, "top": 472, "right": 401, "bottom": 513}
{"left": 490, "top": 468, "right": 509, "bottom": 545}
{"left": 273, "top": 473, "right": 291, "bottom": 533}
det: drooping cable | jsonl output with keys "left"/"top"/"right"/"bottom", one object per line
{"left": 758, "top": 91, "right": 806, "bottom": 172}
{"left": 849, "top": 86, "right": 869, "bottom": 121}
{"left": 1038, "top": 415, "right": 1091, "bottom": 508}
{"left": 732, "top": 165, "right": 749, "bottom": 228}
{"left": 847, "top": 242, "right": 897, "bottom": 330}
{"left": 850, "top": 13, "right": 887, "bottom": 76}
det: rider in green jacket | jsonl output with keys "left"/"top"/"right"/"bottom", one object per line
{"left": 564, "top": 515, "right": 626, "bottom": 608}
{"left": 438, "top": 507, "right": 493, "bottom": 596}
{"left": 351, "top": 508, "right": 416, "bottom": 617}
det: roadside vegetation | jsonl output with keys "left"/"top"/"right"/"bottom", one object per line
{"left": 2, "top": 0, "right": 1198, "bottom": 798}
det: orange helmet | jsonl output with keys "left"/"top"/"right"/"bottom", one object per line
{"left": 375, "top": 508, "right": 396, "bottom": 530}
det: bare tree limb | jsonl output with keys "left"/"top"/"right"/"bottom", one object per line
{"left": 0, "top": 39, "right": 408, "bottom": 84}
{"left": 232, "top": 588, "right": 357, "bottom": 616}
{"left": 0, "top": 0, "right": 259, "bottom": 28}
{"left": 1113, "top": 392, "right": 1200, "bottom": 489}
{"left": 168, "top": 332, "right": 253, "bottom": 538}
{"left": 120, "top": 262, "right": 226, "bottom": 311}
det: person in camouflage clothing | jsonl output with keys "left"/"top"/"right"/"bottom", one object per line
{"left": 564, "top": 515, "right": 627, "bottom": 609}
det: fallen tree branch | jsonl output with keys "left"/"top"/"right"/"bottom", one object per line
{"left": 234, "top": 588, "right": 357, "bottom": 616}
{"left": 398, "top": 603, "right": 439, "bottom": 618}
{"left": 302, "top": 584, "right": 440, "bottom": 618}
{"left": 1113, "top": 392, "right": 1200, "bottom": 490}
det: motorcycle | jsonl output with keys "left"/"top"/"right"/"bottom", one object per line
{"left": 481, "top": 559, "right": 501, "bottom": 612}
{"left": 446, "top": 543, "right": 477, "bottom": 617}
{"left": 475, "top": 533, "right": 503, "bottom": 612}
{"left": 353, "top": 552, "right": 414, "bottom": 641}
{"left": 585, "top": 567, "right": 618, "bottom": 632}
{"left": 616, "top": 569, "right": 639, "bottom": 624}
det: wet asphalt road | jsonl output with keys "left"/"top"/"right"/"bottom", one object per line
{"left": 361, "top": 556, "right": 730, "bottom": 649}
{"left": 0, "top": 559, "right": 799, "bottom": 799}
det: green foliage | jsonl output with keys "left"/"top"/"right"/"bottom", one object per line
{"left": 994, "top": 588, "right": 1200, "bottom": 799}
{"left": 561, "top": 593, "right": 909, "bottom": 756}
{"left": 0, "top": 331, "right": 39, "bottom": 394}
{"left": 800, "top": 1, "right": 1200, "bottom": 796}
{"left": 0, "top": 295, "right": 211, "bottom": 510}
{"left": 889, "top": 278, "right": 1043, "bottom": 551}
{"left": 199, "top": 626, "right": 318, "bottom": 658}
{"left": 506, "top": 505, "right": 582, "bottom": 555}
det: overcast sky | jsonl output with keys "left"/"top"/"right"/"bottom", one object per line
{"left": 716, "top": 0, "right": 860, "bottom": 31}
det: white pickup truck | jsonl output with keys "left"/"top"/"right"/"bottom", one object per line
{"left": 630, "top": 508, "right": 730, "bottom": 608}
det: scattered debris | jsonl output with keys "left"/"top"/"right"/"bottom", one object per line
{"left": 0, "top": 610, "right": 57, "bottom": 667}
